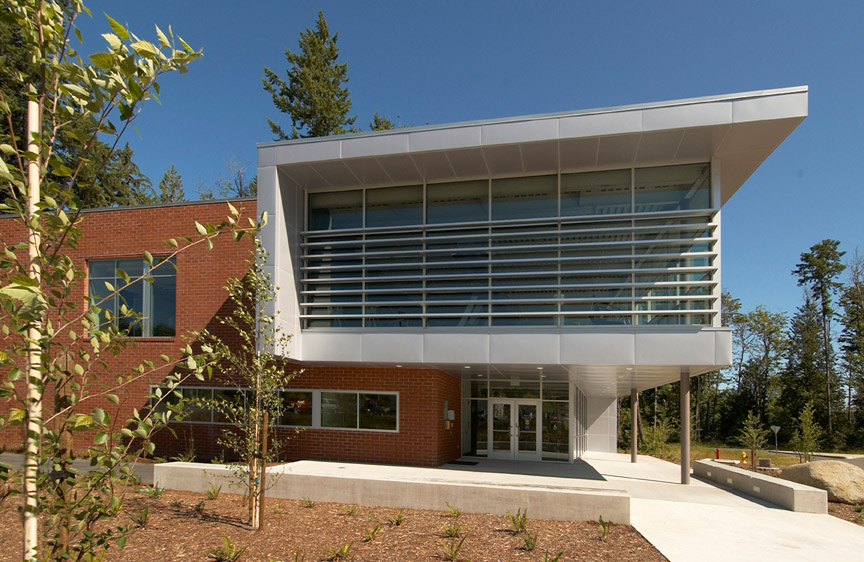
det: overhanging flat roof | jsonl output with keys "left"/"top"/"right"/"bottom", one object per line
{"left": 258, "top": 86, "right": 808, "bottom": 206}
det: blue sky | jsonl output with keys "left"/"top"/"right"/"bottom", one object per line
{"left": 77, "top": 0, "right": 863, "bottom": 318}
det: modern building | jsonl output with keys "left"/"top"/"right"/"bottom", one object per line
{"left": 0, "top": 87, "right": 807, "bottom": 475}
{"left": 255, "top": 86, "right": 807, "bottom": 473}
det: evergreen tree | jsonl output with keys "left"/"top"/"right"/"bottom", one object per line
{"left": 779, "top": 293, "right": 828, "bottom": 439}
{"left": 369, "top": 112, "right": 395, "bottom": 131}
{"left": 793, "top": 239, "right": 846, "bottom": 434}
{"left": 157, "top": 164, "right": 186, "bottom": 203}
{"left": 840, "top": 250, "right": 864, "bottom": 437}
{"left": 262, "top": 11, "right": 356, "bottom": 140}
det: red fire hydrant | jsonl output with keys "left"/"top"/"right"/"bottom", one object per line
{"left": 715, "top": 448, "right": 720, "bottom": 460}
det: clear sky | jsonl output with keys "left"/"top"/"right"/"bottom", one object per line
{"left": 76, "top": 0, "right": 863, "bottom": 319}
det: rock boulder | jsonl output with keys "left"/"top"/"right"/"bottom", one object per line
{"left": 780, "top": 461, "right": 864, "bottom": 504}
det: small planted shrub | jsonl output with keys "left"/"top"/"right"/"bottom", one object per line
{"left": 193, "top": 500, "right": 206, "bottom": 515}
{"left": 540, "top": 551, "right": 563, "bottom": 562}
{"left": 439, "top": 535, "right": 467, "bottom": 561}
{"left": 207, "top": 536, "right": 247, "bottom": 562}
{"left": 387, "top": 508, "right": 405, "bottom": 527}
{"left": 441, "top": 520, "right": 468, "bottom": 538}
{"left": 361, "top": 523, "right": 382, "bottom": 542}
{"left": 326, "top": 541, "right": 353, "bottom": 561}
{"left": 341, "top": 505, "right": 359, "bottom": 516}
{"left": 206, "top": 482, "right": 223, "bottom": 500}
{"left": 129, "top": 506, "right": 149, "bottom": 528}
{"left": 507, "top": 507, "right": 528, "bottom": 534}
{"left": 521, "top": 529, "right": 539, "bottom": 551}
{"left": 139, "top": 485, "right": 164, "bottom": 498}
{"left": 302, "top": 497, "right": 315, "bottom": 508}
{"left": 598, "top": 515, "right": 611, "bottom": 541}
{"left": 445, "top": 502, "right": 462, "bottom": 519}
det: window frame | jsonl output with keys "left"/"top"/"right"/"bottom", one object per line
{"left": 88, "top": 257, "right": 177, "bottom": 338}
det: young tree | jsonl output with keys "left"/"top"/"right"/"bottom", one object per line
{"left": 197, "top": 226, "right": 296, "bottom": 530}
{"left": 738, "top": 410, "right": 769, "bottom": 470}
{"left": 262, "top": 10, "right": 356, "bottom": 140}
{"left": 157, "top": 164, "right": 186, "bottom": 203}
{"left": 0, "top": 15, "right": 154, "bottom": 208}
{"left": 790, "top": 401, "right": 822, "bottom": 462}
{"left": 0, "top": 2, "right": 211, "bottom": 558}
{"left": 793, "top": 239, "right": 845, "bottom": 434}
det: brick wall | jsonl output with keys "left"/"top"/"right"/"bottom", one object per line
{"left": 1, "top": 200, "right": 464, "bottom": 467}
{"left": 0, "top": 200, "right": 256, "bottom": 451}
{"left": 151, "top": 365, "right": 463, "bottom": 467}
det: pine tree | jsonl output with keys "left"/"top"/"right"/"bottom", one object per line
{"left": 840, "top": 250, "right": 864, "bottom": 433}
{"left": 780, "top": 293, "right": 828, "bottom": 437}
{"left": 793, "top": 239, "right": 846, "bottom": 434}
{"left": 262, "top": 11, "right": 356, "bottom": 140}
{"left": 369, "top": 112, "right": 395, "bottom": 131}
{"left": 157, "top": 165, "right": 186, "bottom": 203}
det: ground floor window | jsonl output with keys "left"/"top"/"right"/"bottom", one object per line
{"left": 151, "top": 386, "right": 397, "bottom": 432}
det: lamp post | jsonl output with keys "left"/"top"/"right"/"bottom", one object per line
{"left": 771, "top": 425, "right": 780, "bottom": 452}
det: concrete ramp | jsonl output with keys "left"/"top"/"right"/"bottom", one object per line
{"left": 153, "top": 460, "right": 630, "bottom": 524}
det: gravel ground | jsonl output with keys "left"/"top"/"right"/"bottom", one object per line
{"left": 0, "top": 489, "right": 666, "bottom": 561}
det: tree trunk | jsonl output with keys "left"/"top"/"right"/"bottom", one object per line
{"left": 24, "top": 97, "right": 43, "bottom": 561}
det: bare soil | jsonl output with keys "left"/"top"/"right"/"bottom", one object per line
{"left": 0, "top": 489, "right": 666, "bottom": 561}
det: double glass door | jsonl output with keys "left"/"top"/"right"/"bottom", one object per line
{"left": 488, "top": 399, "right": 541, "bottom": 461}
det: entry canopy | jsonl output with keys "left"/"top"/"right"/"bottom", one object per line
{"left": 259, "top": 86, "right": 808, "bottom": 206}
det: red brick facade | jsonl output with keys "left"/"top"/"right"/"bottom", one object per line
{"left": 0, "top": 200, "right": 463, "bottom": 467}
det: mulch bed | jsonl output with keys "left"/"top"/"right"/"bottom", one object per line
{"left": 828, "top": 502, "right": 864, "bottom": 526}
{"left": 0, "top": 489, "right": 666, "bottom": 561}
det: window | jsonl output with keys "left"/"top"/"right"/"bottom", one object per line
{"left": 151, "top": 386, "right": 399, "bottom": 432}
{"left": 88, "top": 258, "right": 176, "bottom": 337}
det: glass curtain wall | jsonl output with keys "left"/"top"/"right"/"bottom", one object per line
{"left": 302, "top": 163, "right": 716, "bottom": 328}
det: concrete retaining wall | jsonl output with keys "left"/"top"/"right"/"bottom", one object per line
{"left": 153, "top": 462, "right": 630, "bottom": 524}
{"left": 693, "top": 459, "right": 826, "bottom": 513}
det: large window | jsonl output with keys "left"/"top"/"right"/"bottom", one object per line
{"left": 302, "top": 163, "right": 717, "bottom": 327}
{"left": 151, "top": 386, "right": 398, "bottom": 432}
{"left": 88, "top": 258, "right": 176, "bottom": 337}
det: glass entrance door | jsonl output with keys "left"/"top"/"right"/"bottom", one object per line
{"left": 488, "top": 399, "right": 541, "bottom": 460}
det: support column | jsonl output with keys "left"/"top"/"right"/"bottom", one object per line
{"left": 630, "top": 388, "right": 638, "bottom": 463}
{"left": 680, "top": 371, "right": 691, "bottom": 484}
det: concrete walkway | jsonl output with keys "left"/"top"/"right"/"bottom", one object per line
{"left": 582, "top": 453, "right": 864, "bottom": 561}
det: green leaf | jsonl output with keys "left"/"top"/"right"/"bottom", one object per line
{"left": 73, "top": 413, "right": 93, "bottom": 428}
{"left": 130, "top": 40, "right": 157, "bottom": 57}
{"left": 94, "top": 432, "right": 109, "bottom": 445}
{"left": 8, "top": 408, "right": 25, "bottom": 423}
{"left": 195, "top": 221, "right": 206, "bottom": 236}
{"left": 105, "top": 14, "right": 129, "bottom": 40}
{"left": 167, "top": 238, "right": 178, "bottom": 248}
{"left": 143, "top": 251, "right": 153, "bottom": 265}
{"left": 155, "top": 25, "right": 170, "bottom": 48}
{"left": 89, "top": 52, "right": 115, "bottom": 70}
{"left": 106, "top": 393, "right": 120, "bottom": 405}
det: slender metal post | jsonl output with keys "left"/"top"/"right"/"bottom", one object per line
{"left": 630, "top": 388, "right": 638, "bottom": 463}
{"left": 680, "top": 372, "right": 691, "bottom": 484}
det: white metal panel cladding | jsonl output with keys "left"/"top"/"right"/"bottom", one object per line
{"left": 299, "top": 210, "right": 718, "bottom": 328}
